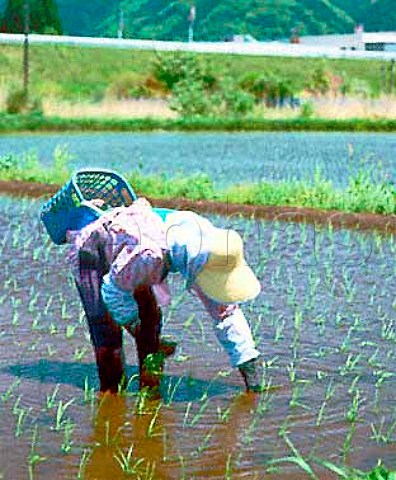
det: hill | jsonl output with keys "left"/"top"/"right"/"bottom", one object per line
{"left": 0, "top": 0, "right": 394, "bottom": 39}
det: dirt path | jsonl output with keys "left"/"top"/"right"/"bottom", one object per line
{"left": 1, "top": 179, "right": 395, "bottom": 234}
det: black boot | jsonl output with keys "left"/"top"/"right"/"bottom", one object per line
{"left": 134, "top": 285, "right": 164, "bottom": 391}
{"left": 94, "top": 346, "right": 126, "bottom": 394}
{"left": 238, "top": 357, "right": 264, "bottom": 393}
{"left": 126, "top": 325, "right": 177, "bottom": 359}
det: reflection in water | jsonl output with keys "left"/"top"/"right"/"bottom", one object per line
{"left": 189, "top": 393, "right": 265, "bottom": 479}
{"left": 83, "top": 392, "right": 265, "bottom": 480}
{"left": 84, "top": 393, "right": 186, "bottom": 479}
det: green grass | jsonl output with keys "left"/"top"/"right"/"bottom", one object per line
{"left": 0, "top": 44, "right": 156, "bottom": 101}
{"left": 0, "top": 113, "right": 396, "bottom": 133}
{"left": 1, "top": 149, "right": 395, "bottom": 215}
{"left": 0, "top": 43, "right": 390, "bottom": 102}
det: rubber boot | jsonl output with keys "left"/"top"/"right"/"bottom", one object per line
{"left": 125, "top": 324, "right": 177, "bottom": 359}
{"left": 94, "top": 346, "right": 126, "bottom": 394}
{"left": 134, "top": 285, "right": 163, "bottom": 392}
{"left": 238, "top": 357, "right": 265, "bottom": 393}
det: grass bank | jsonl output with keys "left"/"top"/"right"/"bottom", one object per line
{"left": 0, "top": 150, "right": 395, "bottom": 216}
{"left": 1, "top": 113, "right": 396, "bottom": 133}
{"left": 0, "top": 44, "right": 389, "bottom": 102}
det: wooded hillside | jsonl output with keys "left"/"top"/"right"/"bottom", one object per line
{"left": 0, "top": 0, "right": 394, "bottom": 39}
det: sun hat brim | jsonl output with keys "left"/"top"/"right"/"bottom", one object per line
{"left": 195, "top": 261, "right": 261, "bottom": 304}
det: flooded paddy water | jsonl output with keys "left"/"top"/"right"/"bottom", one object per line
{"left": 0, "top": 194, "right": 395, "bottom": 479}
{"left": 1, "top": 131, "right": 395, "bottom": 188}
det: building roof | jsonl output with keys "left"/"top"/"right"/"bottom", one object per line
{"left": 363, "top": 32, "right": 396, "bottom": 44}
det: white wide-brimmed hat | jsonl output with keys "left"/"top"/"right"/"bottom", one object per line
{"left": 195, "top": 228, "right": 261, "bottom": 304}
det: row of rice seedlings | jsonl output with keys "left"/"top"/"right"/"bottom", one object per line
{"left": 250, "top": 217, "right": 394, "bottom": 474}
{"left": 0, "top": 380, "right": 80, "bottom": 477}
{"left": 1, "top": 197, "right": 396, "bottom": 478}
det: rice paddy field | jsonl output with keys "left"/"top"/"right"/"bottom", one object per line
{"left": 0, "top": 193, "right": 395, "bottom": 479}
{"left": 0, "top": 131, "right": 395, "bottom": 188}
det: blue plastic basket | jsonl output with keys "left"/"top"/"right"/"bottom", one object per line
{"left": 41, "top": 169, "right": 137, "bottom": 245}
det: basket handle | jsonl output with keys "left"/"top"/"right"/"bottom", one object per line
{"left": 121, "top": 187, "right": 135, "bottom": 206}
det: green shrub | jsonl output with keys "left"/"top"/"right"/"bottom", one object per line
{"left": 107, "top": 73, "right": 169, "bottom": 99}
{"left": 306, "top": 62, "right": 331, "bottom": 95}
{"left": 152, "top": 52, "right": 216, "bottom": 91}
{"left": 142, "top": 75, "right": 169, "bottom": 98}
{"left": 107, "top": 73, "right": 141, "bottom": 99}
{"left": 0, "top": 154, "right": 18, "bottom": 171}
{"left": 346, "top": 169, "right": 395, "bottom": 214}
{"left": 170, "top": 79, "right": 212, "bottom": 117}
{"left": 6, "top": 88, "right": 28, "bottom": 114}
{"left": 299, "top": 101, "right": 315, "bottom": 119}
{"left": 126, "top": 170, "right": 215, "bottom": 200}
{"left": 158, "top": 52, "right": 256, "bottom": 118}
{"left": 213, "top": 77, "right": 255, "bottom": 116}
{"left": 342, "top": 77, "right": 373, "bottom": 98}
{"left": 170, "top": 77, "right": 255, "bottom": 118}
{"left": 240, "top": 72, "right": 296, "bottom": 107}
{"left": 5, "top": 87, "right": 42, "bottom": 115}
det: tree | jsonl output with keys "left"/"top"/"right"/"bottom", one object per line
{"left": 1, "top": 0, "right": 62, "bottom": 34}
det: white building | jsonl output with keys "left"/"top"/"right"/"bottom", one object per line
{"left": 298, "top": 30, "right": 396, "bottom": 52}
{"left": 364, "top": 32, "right": 396, "bottom": 52}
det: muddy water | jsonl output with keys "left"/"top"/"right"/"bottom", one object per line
{"left": 0, "top": 195, "right": 395, "bottom": 479}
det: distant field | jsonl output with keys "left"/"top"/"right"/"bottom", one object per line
{"left": 0, "top": 43, "right": 388, "bottom": 103}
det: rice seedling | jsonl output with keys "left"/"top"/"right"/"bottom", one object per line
{"left": 45, "top": 385, "right": 60, "bottom": 410}
{"left": 182, "top": 402, "right": 192, "bottom": 428}
{"left": 73, "top": 347, "right": 89, "bottom": 361}
{"left": 339, "top": 353, "right": 362, "bottom": 377}
{"left": 342, "top": 423, "right": 357, "bottom": 460}
{"left": 28, "top": 292, "right": 40, "bottom": 314}
{"left": 54, "top": 398, "right": 75, "bottom": 432}
{"left": 373, "top": 370, "right": 395, "bottom": 389}
{"left": 83, "top": 377, "right": 96, "bottom": 405}
{"left": 347, "top": 375, "right": 361, "bottom": 395}
{"left": 266, "top": 433, "right": 318, "bottom": 479}
{"left": 370, "top": 416, "right": 396, "bottom": 445}
{"left": 216, "top": 405, "right": 232, "bottom": 423}
{"left": 1, "top": 379, "right": 20, "bottom": 402}
{"left": 48, "top": 323, "right": 58, "bottom": 335}
{"left": 188, "top": 397, "right": 210, "bottom": 427}
{"left": 345, "top": 388, "right": 363, "bottom": 424}
{"left": 46, "top": 345, "right": 57, "bottom": 357}
{"left": 14, "top": 404, "right": 31, "bottom": 438}
{"left": 113, "top": 445, "right": 145, "bottom": 476}
{"left": 316, "top": 380, "right": 337, "bottom": 427}
{"left": 274, "top": 315, "right": 286, "bottom": 343}
{"left": 65, "top": 325, "right": 77, "bottom": 339}
{"left": 76, "top": 449, "right": 92, "bottom": 480}
{"left": 381, "top": 317, "right": 396, "bottom": 342}
{"left": 146, "top": 403, "right": 162, "bottom": 438}
{"left": 164, "top": 376, "right": 183, "bottom": 406}
{"left": 28, "top": 427, "right": 47, "bottom": 480}
{"left": 59, "top": 418, "right": 74, "bottom": 454}
{"left": 43, "top": 296, "right": 53, "bottom": 316}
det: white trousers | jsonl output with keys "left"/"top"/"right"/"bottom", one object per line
{"left": 191, "top": 284, "right": 260, "bottom": 368}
